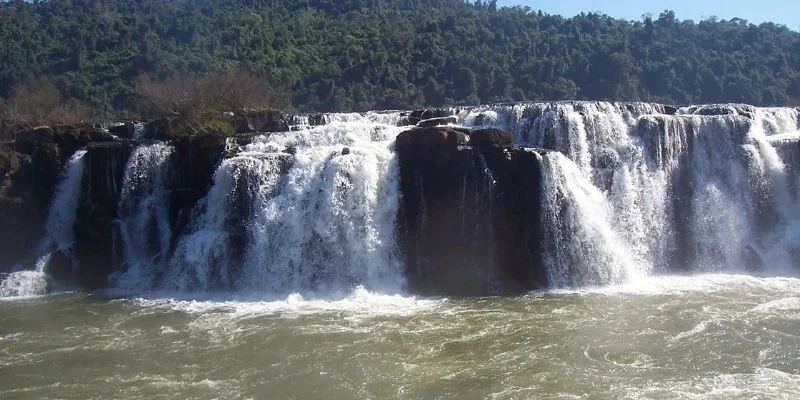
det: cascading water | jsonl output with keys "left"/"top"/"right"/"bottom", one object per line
{"left": 538, "top": 151, "right": 637, "bottom": 286}
{"left": 9, "top": 102, "right": 800, "bottom": 297}
{"left": 0, "top": 150, "right": 87, "bottom": 298}
{"left": 6, "top": 104, "right": 800, "bottom": 400}
{"left": 455, "top": 102, "right": 800, "bottom": 286}
{"left": 160, "top": 115, "right": 407, "bottom": 296}
{"left": 112, "top": 143, "right": 174, "bottom": 291}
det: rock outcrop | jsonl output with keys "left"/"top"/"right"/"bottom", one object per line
{"left": 396, "top": 126, "right": 546, "bottom": 296}
{"left": 0, "top": 123, "right": 114, "bottom": 272}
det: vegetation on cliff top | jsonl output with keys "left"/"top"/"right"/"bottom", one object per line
{"left": 1, "top": 0, "right": 799, "bottom": 117}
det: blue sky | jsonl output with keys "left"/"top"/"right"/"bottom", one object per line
{"left": 497, "top": 0, "right": 800, "bottom": 30}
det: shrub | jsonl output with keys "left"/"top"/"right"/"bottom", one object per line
{"left": 136, "top": 70, "right": 289, "bottom": 119}
{"left": 1, "top": 78, "right": 90, "bottom": 126}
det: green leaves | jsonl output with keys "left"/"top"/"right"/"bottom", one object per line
{"left": 0, "top": 0, "right": 798, "bottom": 115}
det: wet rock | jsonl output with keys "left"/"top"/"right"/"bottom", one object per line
{"left": 396, "top": 125, "right": 546, "bottom": 296}
{"left": 108, "top": 122, "right": 136, "bottom": 139}
{"left": 143, "top": 118, "right": 172, "bottom": 141}
{"left": 234, "top": 110, "right": 290, "bottom": 133}
{"left": 0, "top": 148, "right": 21, "bottom": 184}
{"left": 308, "top": 114, "right": 326, "bottom": 126}
{"left": 663, "top": 105, "right": 678, "bottom": 115}
{"left": 469, "top": 128, "right": 513, "bottom": 148}
{"left": 341, "top": 147, "right": 350, "bottom": 156}
{"left": 399, "top": 108, "right": 450, "bottom": 126}
{"left": 46, "top": 249, "right": 74, "bottom": 283}
{"left": 168, "top": 134, "right": 227, "bottom": 237}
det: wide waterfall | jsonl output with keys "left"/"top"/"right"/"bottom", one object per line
{"left": 4, "top": 102, "right": 800, "bottom": 297}
{"left": 0, "top": 149, "right": 87, "bottom": 297}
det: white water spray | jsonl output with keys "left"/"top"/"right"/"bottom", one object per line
{"left": 1, "top": 150, "right": 87, "bottom": 298}
{"left": 113, "top": 143, "right": 174, "bottom": 291}
{"left": 162, "top": 118, "right": 407, "bottom": 296}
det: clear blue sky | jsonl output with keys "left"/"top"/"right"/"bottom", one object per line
{"left": 497, "top": 0, "right": 800, "bottom": 30}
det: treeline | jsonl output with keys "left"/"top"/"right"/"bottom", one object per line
{"left": 1, "top": 0, "right": 799, "bottom": 117}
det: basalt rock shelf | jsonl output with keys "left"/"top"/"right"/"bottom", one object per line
{"left": 2, "top": 102, "right": 800, "bottom": 298}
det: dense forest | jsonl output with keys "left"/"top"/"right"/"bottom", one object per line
{"left": 1, "top": 0, "right": 799, "bottom": 117}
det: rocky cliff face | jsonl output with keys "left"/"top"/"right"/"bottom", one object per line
{"left": 395, "top": 125, "right": 547, "bottom": 295}
{"left": 0, "top": 122, "right": 115, "bottom": 272}
{"left": 0, "top": 122, "right": 228, "bottom": 289}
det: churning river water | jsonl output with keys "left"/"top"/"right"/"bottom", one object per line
{"left": 2, "top": 274, "right": 799, "bottom": 399}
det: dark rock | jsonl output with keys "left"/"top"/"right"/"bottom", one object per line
{"left": 469, "top": 128, "right": 513, "bottom": 148}
{"left": 395, "top": 126, "right": 469, "bottom": 173}
{"left": 0, "top": 194, "right": 44, "bottom": 272}
{"left": 16, "top": 126, "right": 55, "bottom": 155}
{"left": 46, "top": 249, "right": 75, "bottom": 283}
{"left": 396, "top": 125, "right": 546, "bottom": 296}
{"left": 399, "top": 108, "right": 449, "bottom": 126}
{"left": 308, "top": 114, "right": 326, "bottom": 126}
{"left": 73, "top": 141, "right": 134, "bottom": 289}
{"left": 0, "top": 122, "right": 32, "bottom": 145}
{"left": 416, "top": 116, "right": 458, "bottom": 127}
{"left": 87, "top": 128, "right": 115, "bottom": 143}
{"left": 33, "top": 125, "right": 55, "bottom": 137}
{"left": 234, "top": 110, "right": 290, "bottom": 133}
{"left": 0, "top": 148, "right": 21, "bottom": 184}
{"left": 167, "top": 134, "right": 227, "bottom": 239}
{"left": 108, "top": 122, "right": 136, "bottom": 139}
{"left": 285, "top": 145, "right": 297, "bottom": 155}
{"left": 143, "top": 118, "right": 172, "bottom": 141}
{"left": 341, "top": 147, "right": 350, "bottom": 156}
{"left": 663, "top": 105, "right": 678, "bottom": 115}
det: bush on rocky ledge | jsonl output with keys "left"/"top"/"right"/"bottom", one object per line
{"left": 135, "top": 70, "right": 289, "bottom": 137}
{"left": 0, "top": 77, "right": 91, "bottom": 127}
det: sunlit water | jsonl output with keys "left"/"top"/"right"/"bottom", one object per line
{"left": 2, "top": 274, "right": 799, "bottom": 399}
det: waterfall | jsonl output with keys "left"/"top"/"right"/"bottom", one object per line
{"left": 1, "top": 150, "right": 87, "bottom": 298}
{"left": 538, "top": 151, "right": 638, "bottom": 286}
{"left": 112, "top": 143, "right": 174, "bottom": 291}
{"left": 9, "top": 102, "right": 800, "bottom": 297}
{"left": 162, "top": 117, "right": 406, "bottom": 295}
{"left": 456, "top": 102, "right": 800, "bottom": 284}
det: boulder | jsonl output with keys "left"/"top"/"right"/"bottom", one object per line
{"left": 308, "top": 114, "right": 326, "bottom": 126}
{"left": 143, "top": 118, "right": 172, "bottom": 141}
{"left": 399, "top": 108, "right": 449, "bottom": 126}
{"left": 0, "top": 121, "right": 32, "bottom": 143}
{"left": 46, "top": 249, "right": 74, "bottom": 283}
{"left": 234, "top": 110, "right": 290, "bottom": 133}
{"left": 395, "top": 126, "right": 468, "bottom": 155}
{"left": 108, "top": 122, "right": 136, "bottom": 139}
{"left": 0, "top": 148, "right": 21, "bottom": 184}
{"left": 663, "top": 105, "right": 678, "bottom": 115}
{"left": 469, "top": 128, "right": 513, "bottom": 148}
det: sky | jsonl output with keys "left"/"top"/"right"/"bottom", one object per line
{"left": 497, "top": 0, "right": 800, "bottom": 30}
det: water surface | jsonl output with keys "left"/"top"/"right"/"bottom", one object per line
{"left": 2, "top": 274, "right": 799, "bottom": 399}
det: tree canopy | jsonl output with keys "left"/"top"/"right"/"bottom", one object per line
{"left": 1, "top": 0, "right": 798, "bottom": 116}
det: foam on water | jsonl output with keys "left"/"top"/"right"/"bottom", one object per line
{"left": 539, "top": 273, "right": 800, "bottom": 297}
{"left": 125, "top": 286, "right": 441, "bottom": 319}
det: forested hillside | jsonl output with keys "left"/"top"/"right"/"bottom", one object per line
{"left": 1, "top": 0, "right": 799, "bottom": 116}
